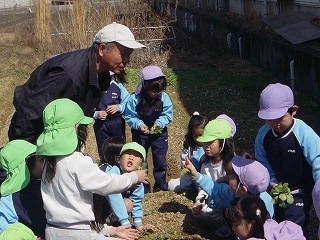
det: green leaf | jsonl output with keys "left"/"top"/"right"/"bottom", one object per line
{"left": 136, "top": 163, "right": 147, "bottom": 170}
{"left": 181, "top": 168, "right": 190, "bottom": 175}
{"left": 149, "top": 126, "right": 163, "bottom": 134}
{"left": 279, "top": 193, "right": 287, "bottom": 201}
{"left": 287, "top": 195, "right": 294, "bottom": 204}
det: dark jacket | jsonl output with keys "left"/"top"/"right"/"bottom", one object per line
{"left": 8, "top": 47, "right": 110, "bottom": 143}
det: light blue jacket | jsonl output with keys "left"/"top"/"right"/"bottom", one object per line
{"left": 104, "top": 165, "right": 144, "bottom": 227}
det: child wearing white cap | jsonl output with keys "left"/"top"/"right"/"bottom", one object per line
{"left": 37, "top": 99, "right": 148, "bottom": 240}
{"left": 9, "top": 22, "right": 145, "bottom": 144}
{"left": 255, "top": 83, "right": 320, "bottom": 238}
{"left": 125, "top": 65, "right": 173, "bottom": 193}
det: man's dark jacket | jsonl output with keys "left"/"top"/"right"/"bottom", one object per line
{"left": 8, "top": 47, "right": 110, "bottom": 143}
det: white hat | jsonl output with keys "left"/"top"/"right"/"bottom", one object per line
{"left": 93, "top": 22, "right": 145, "bottom": 49}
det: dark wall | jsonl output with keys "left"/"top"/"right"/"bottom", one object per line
{"left": 156, "top": 1, "right": 320, "bottom": 99}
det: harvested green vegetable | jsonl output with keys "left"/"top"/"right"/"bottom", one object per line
{"left": 149, "top": 125, "right": 163, "bottom": 134}
{"left": 270, "top": 182, "right": 294, "bottom": 208}
{"left": 181, "top": 168, "right": 190, "bottom": 175}
{"left": 136, "top": 163, "right": 147, "bottom": 170}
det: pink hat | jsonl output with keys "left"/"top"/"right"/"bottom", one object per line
{"left": 135, "top": 66, "right": 166, "bottom": 94}
{"left": 216, "top": 114, "right": 236, "bottom": 136}
{"left": 262, "top": 219, "right": 305, "bottom": 240}
{"left": 258, "top": 83, "right": 294, "bottom": 120}
{"left": 232, "top": 156, "right": 270, "bottom": 194}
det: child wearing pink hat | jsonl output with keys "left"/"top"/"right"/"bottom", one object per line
{"left": 255, "top": 83, "right": 320, "bottom": 238}
{"left": 228, "top": 195, "right": 305, "bottom": 240}
{"left": 125, "top": 65, "right": 173, "bottom": 192}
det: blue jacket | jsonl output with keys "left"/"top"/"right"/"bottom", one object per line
{"left": 125, "top": 92, "right": 173, "bottom": 130}
{"left": 193, "top": 173, "right": 274, "bottom": 217}
{"left": 93, "top": 79, "right": 130, "bottom": 120}
{"left": 0, "top": 179, "right": 46, "bottom": 237}
{"left": 104, "top": 165, "right": 144, "bottom": 227}
{"left": 255, "top": 118, "right": 320, "bottom": 192}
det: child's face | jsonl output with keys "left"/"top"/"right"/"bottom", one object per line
{"left": 265, "top": 111, "right": 294, "bottom": 134}
{"left": 119, "top": 150, "right": 143, "bottom": 173}
{"left": 146, "top": 89, "right": 162, "bottom": 99}
{"left": 232, "top": 219, "right": 253, "bottom": 240}
{"left": 202, "top": 140, "right": 221, "bottom": 157}
{"left": 192, "top": 126, "right": 204, "bottom": 144}
{"left": 228, "top": 172, "right": 247, "bottom": 197}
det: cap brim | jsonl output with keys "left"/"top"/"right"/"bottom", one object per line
{"left": 79, "top": 116, "right": 93, "bottom": 125}
{"left": 0, "top": 163, "right": 30, "bottom": 196}
{"left": 116, "top": 40, "right": 146, "bottom": 49}
{"left": 197, "top": 135, "right": 217, "bottom": 143}
{"left": 258, "top": 108, "right": 288, "bottom": 120}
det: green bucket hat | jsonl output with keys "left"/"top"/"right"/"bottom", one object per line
{"left": 197, "top": 119, "right": 232, "bottom": 143}
{"left": 37, "top": 99, "right": 93, "bottom": 156}
{"left": 120, "top": 142, "right": 146, "bottom": 161}
{"left": 0, "top": 222, "right": 37, "bottom": 240}
{"left": 0, "top": 140, "right": 36, "bottom": 196}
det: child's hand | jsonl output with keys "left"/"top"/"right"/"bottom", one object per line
{"left": 106, "top": 105, "right": 118, "bottom": 114}
{"left": 136, "top": 223, "right": 155, "bottom": 231}
{"left": 135, "top": 169, "right": 149, "bottom": 185}
{"left": 111, "top": 225, "right": 139, "bottom": 239}
{"left": 98, "top": 110, "right": 107, "bottom": 120}
{"left": 140, "top": 124, "right": 149, "bottom": 134}
{"left": 192, "top": 202, "right": 203, "bottom": 217}
{"left": 184, "top": 158, "right": 198, "bottom": 179}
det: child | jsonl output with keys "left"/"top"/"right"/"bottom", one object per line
{"left": 228, "top": 195, "right": 305, "bottom": 240}
{"left": 190, "top": 119, "right": 235, "bottom": 222}
{"left": 254, "top": 83, "right": 320, "bottom": 238}
{"left": 168, "top": 112, "right": 208, "bottom": 193}
{"left": 93, "top": 71, "right": 130, "bottom": 158}
{"left": 184, "top": 155, "right": 274, "bottom": 237}
{"left": 168, "top": 114, "right": 236, "bottom": 194}
{"left": 37, "top": 98, "right": 148, "bottom": 240}
{"left": 104, "top": 142, "right": 150, "bottom": 229}
{"left": 0, "top": 140, "right": 46, "bottom": 239}
{"left": 125, "top": 65, "right": 173, "bottom": 192}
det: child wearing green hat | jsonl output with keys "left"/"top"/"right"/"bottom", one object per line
{"left": 0, "top": 140, "right": 46, "bottom": 239}
{"left": 37, "top": 98, "right": 148, "bottom": 240}
{"left": 99, "top": 142, "right": 152, "bottom": 230}
{"left": 188, "top": 118, "right": 235, "bottom": 236}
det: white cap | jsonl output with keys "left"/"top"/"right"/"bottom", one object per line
{"left": 93, "top": 22, "right": 146, "bottom": 49}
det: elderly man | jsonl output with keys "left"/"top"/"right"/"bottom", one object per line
{"left": 8, "top": 22, "right": 145, "bottom": 143}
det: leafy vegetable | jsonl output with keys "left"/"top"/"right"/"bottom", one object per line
{"left": 136, "top": 163, "right": 147, "bottom": 170}
{"left": 270, "top": 182, "right": 294, "bottom": 208}
{"left": 149, "top": 125, "right": 163, "bottom": 134}
{"left": 181, "top": 168, "right": 190, "bottom": 175}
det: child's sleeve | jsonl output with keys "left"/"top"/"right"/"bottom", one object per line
{"left": 105, "top": 166, "right": 130, "bottom": 226}
{"left": 124, "top": 94, "right": 145, "bottom": 130}
{"left": 254, "top": 124, "right": 278, "bottom": 187}
{"left": 130, "top": 184, "right": 144, "bottom": 227}
{"left": 296, "top": 120, "right": 320, "bottom": 181}
{"left": 191, "top": 147, "right": 205, "bottom": 172}
{"left": 117, "top": 83, "right": 130, "bottom": 114}
{"left": 154, "top": 92, "right": 173, "bottom": 129}
{"left": 193, "top": 173, "right": 234, "bottom": 208}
